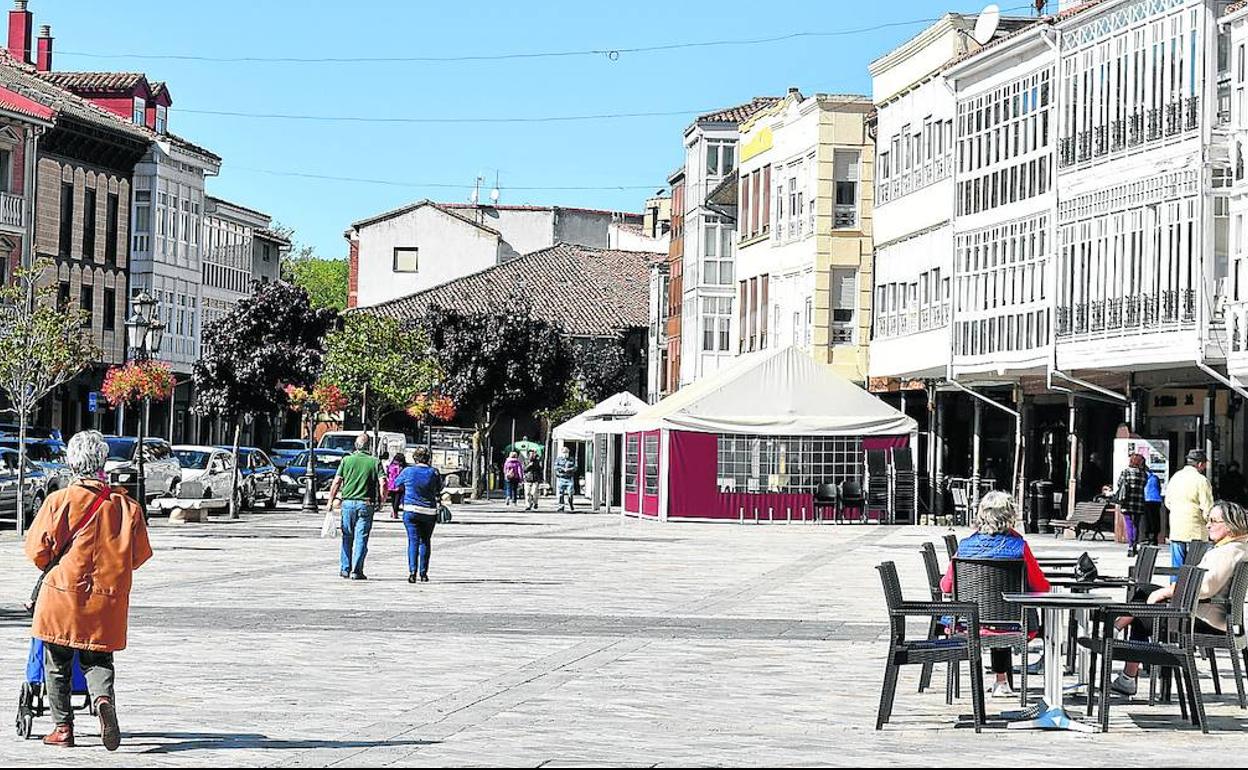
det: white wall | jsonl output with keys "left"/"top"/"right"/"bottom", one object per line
{"left": 355, "top": 206, "right": 500, "bottom": 308}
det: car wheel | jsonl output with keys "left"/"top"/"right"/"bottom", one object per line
{"left": 265, "top": 482, "right": 278, "bottom": 509}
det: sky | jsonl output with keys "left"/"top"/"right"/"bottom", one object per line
{"left": 46, "top": 0, "right": 1041, "bottom": 258}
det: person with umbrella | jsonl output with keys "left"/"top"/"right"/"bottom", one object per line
{"left": 523, "top": 450, "right": 543, "bottom": 511}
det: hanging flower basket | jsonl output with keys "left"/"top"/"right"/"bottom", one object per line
{"left": 102, "top": 360, "right": 175, "bottom": 405}
{"left": 282, "top": 382, "right": 347, "bottom": 415}
{"left": 407, "top": 393, "right": 456, "bottom": 423}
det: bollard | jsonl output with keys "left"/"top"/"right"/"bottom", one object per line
{"left": 753, "top": 507, "right": 759, "bottom": 523}
{"left": 768, "top": 506, "right": 774, "bottom": 523}
{"left": 739, "top": 506, "right": 744, "bottom": 524}
{"left": 786, "top": 507, "right": 792, "bottom": 524}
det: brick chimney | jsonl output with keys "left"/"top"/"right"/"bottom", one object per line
{"left": 35, "top": 23, "right": 49, "bottom": 71}
{"left": 8, "top": 0, "right": 31, "bottom": 65}
{"left": 346, "top": 236, "right": 359, "bottom": 309}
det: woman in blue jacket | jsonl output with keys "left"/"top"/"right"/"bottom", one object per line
{"left": 1142, "top": 462, "right": 1163, "bottom": 547}
{"left": 394, "top": 446, "right": 443, "bottom": 583}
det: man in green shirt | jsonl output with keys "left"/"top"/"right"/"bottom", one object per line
{"left": 328, "top": 434, "right": 386, "bottom": 580}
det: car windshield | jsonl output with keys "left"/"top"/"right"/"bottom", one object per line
{"left": 273, "top": 441, "right": 305, "bottom": 452}
{"left": 319, "top": 435, "right": 357, "bottom": 452}
{"left": 105, "top": 438, "right": 137, "bottom": 462}
{"left": 174, "top": 450, "right": 211, "bottom": 469}
{"left": 290, "top": 452, "right": 343, "bottom": 470}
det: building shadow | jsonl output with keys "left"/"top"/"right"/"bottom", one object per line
{"left": 127, "top": 731, "right": 437, "bottom": 754}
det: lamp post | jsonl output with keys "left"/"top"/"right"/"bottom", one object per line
{"left": 301, "top": 405, "right": 318, "bottom": 515}
{"left": 124, "top": 291, "right": 165, "bottom": 514}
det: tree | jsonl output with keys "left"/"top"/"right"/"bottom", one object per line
{"left": 273, "top": 222, "right": 349, "bottom": 311}
{"left": 571, "top": 335, "right": 634, "bottom": 402}
{"left": 0, "top": 260, "right": 97, "bottom": 534}
{"left": 320, "top": 313, "right": 442, "bottom": 440}
{"left": 419, "top": 298, "right": 574, "bottom": 497}
{"left": 193, "top": 280, "right": 338, "bottom": 516}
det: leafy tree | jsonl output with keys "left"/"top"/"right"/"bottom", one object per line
{"left": 0, "top": 260, "right": 97, "bottom": 534}
{"left": 273, "top": 223, "right": 348, "bottom": 311}
{"left": 320, "top": 313, "right": 441, "bottom": 437}
{"left": 419, "top": 298, "right": 574, "bottom": 497}
{"left": 193, "top": 280, "right": 338, "bottom": 515}
{"left": 571, "top": 335, "right": 634, "bottom": 402}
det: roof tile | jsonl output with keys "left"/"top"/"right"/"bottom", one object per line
{"left": 695, "top": 96, "right": 782, "bottom": 125}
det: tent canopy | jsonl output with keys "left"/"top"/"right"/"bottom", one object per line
{"left": 622, "top": 346, "right": 917, "bottom": 436}
{"left": 552, "top": 391, "right": 649, "bottom": 442}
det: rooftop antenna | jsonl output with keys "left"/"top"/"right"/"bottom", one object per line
{"left": 470, "top": 175, "right": 482, "bottom": 205}
{"left": 973, "top": 4, "right": 1001, "bottom": 45}
{"left": 490, "top": 171, "right": 500, "bottom": 205}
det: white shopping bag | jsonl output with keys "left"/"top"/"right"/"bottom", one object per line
{"left": 320, "top": 505, "right": 340, "bottom": 538}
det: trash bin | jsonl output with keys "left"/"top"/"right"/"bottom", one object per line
{"left": 1030, "top": 480, "right": 1054, "bottom": 534}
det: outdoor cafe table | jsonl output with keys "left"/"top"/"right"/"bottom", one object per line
{"left": 1002, "top": 591, "right": 1115, "bottom": 732}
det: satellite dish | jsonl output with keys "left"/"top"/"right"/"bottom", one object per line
{"left": 973, "top": 4, "right": 1001, "bottom": 45}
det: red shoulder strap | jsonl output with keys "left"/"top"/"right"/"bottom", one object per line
{"left": 67, "top": 485, "right": 114, "bottom": 538}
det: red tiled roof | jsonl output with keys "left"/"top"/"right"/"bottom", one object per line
{"left": 165, "top": 131, "right": 221, "bottom": 163}
{"left": 0, "top": 84, "right": 52, "bottom": 122}
{"left": 365, "top": 243, "right": 657, "bottom": 337}
{"left": 41, "top": 71, "right": 147, "bottom": 94}
{"left": 1227, "top": 0, "right": 1247, "bottom": 14}
{"left": 694, "top": 96, "right": 781, "bottom": 126}
{"left": 0, "top": 51, "right": 148, "bottom": 142}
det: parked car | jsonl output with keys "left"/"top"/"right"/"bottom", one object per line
{"left": 218, "top": 446, "right": 279, "bottom": 509}
{"left": 104, "top": 436, "right": 182, "bottom": 504}
{"left": 0, "top": 424, "right": 62, "bottom": 442}
{"left": 172, "top": 445, "right": 239, "bottom": 507}
{"left": 318, "top": 430, "right": 405, "bottom": 458}
{"left": 278, "top": 449, "right": 347, "bottom": 502}
{"left": 0, "top": 446, "right": 49, "bottom": 529}
{"left": 269, "top": 438, "right": 310, "bottom": 470}
{"left": 0, "top": 437, "right": 71, "bottom": 494}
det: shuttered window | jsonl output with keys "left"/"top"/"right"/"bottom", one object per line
{"left": 831, "top": 268, "right": 857, "bottom": 345}
{"left": 833, "top": 150, "right": 860, "bottom": 229}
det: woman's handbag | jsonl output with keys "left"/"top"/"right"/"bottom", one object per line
{"left": 437, "top": 504, "right": 453, "bottom": 524}
{"left": 25, "top": 485, "right": 112, "bottom": 616}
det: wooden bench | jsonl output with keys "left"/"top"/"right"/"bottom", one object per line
{"left": 1049, "top": 501, "right": 1114, "bottom": 540}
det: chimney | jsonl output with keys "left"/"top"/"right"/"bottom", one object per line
{"left": 8, "top": 0, "right": 31, "bottom": 64}
{"left": 35, "top": 23, "right": 49, "bottom": 71}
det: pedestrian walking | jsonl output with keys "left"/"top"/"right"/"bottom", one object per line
{"left": 1143, "top": 463, "right": 1163, "bottom": 546}
{"left": 1114, "top": 453, "right": 1148, "bottom": 557}
{"left": 386, "top": 452, "right": 407, "bottom": 520}
{"left": 523, "top": 450, "right": 542, "bottom": 510}
{"left": 1163, "top": 449, "right": 1214, "bottom": 577}
{"left": 327, "top": 433, "right": 386, "bottom": 580}
{"left": 25, "top": 430, "right": 152, "bottom": 751}
{"left": 395, "top": 446, "right": 443, "bottom": 583}
{"left": 502, "top": 451, "right": 524, "bottom": 506}
{"left": 555, "top": 446, "right": 577, "bottom": 512}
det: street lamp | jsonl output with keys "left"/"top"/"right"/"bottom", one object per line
{"left": 301, "top": 404, "right": 318, "bottom": 515}
{"left": 124, "top": 291, "right": 165, "bottom": 515}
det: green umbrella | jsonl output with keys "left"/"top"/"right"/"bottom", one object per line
{"left": 506, "top": 440, "right": 544, "bottom": 457}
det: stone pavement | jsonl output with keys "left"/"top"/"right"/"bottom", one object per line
{"left": 0, "top": 502, "right": 1244, "bottom": 766}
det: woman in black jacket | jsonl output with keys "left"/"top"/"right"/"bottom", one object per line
{"left": 523, "top": 451, "right": 542, "bottom": 511}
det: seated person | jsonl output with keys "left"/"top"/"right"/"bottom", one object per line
{"left": 1108, "top": 500, "right": 1248, "bottom": 696}
{"left": 941, "top": 491, "right": 1050, "bottom": 699}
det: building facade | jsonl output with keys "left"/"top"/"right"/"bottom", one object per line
{"left": 676, "top": 98, "right": 779, "bottom": 388}
{"left": 733, "top": 90, "right": 875, "bottom": 383}
{"left": 662, "top": 169, "right": 685, "bottom": 400}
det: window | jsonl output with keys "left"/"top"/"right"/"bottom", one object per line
{"left": 393, "top": 247, "right": 419, "bottom": 272}
{"left": 103, "top": 287, "right": 116, "bottom": 331}
{"left": 702, "top": 219, "right": 733, "bottom": 285}
{"left": 624, "top": 435, "right": 639, "bottom": 493}
{"left": 834, "top": 151, "right": 860, "bottom": 229}
{"left": 79, "top": 284, "right": 93, "bottom": 325}
{"left": 0, "top": 148, "right": 10, "bottom": 192}
{"left": 716, "top": 434, "right": 862, "bottom": 495}
{"left": 643, "top": 434, "right": 659, "bottom": 495}
{"left": 155, "top": 104, "right": 167, "bottom": 134}
{"left": 132, "top": 96, "right": 145, "bottom": 126}
{"left": 830, "top": 268, "right": 857, "bottom": 345}
{"left": 705, "top": 141, "right": 735, "bottom": 177}
{"left": 701, "top": 296, "right": 732, "bottom": 352}
{"left": 59, "top": 183, "right": 73, "bottom": 256}
{"left": 105, "top": 193, "right": 118, "bottom": 265}
{"left": 82, "top": 187, "right": 97, "bottom": 260}
{"left": 57, "top": 281, "right": 69, "bottom": 310}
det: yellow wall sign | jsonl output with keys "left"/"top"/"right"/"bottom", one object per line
{"left": 740, "top": 126, "right": 773, "bottom": 163}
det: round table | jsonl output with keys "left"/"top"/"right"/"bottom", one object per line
{"left": 1002, "top": 591, "right": 1116, "bottom": 732}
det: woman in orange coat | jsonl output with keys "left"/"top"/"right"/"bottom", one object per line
{"left": 25, "top": 430, "right": 152, "bottom": 751}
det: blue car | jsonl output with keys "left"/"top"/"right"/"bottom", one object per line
{"left": 216, "top": 446, "right": 281, "bottom": 509}
{"left": 269, "top": 439, "right": 311, "bottom": 471}
{"left": 278, "top": 449, "right": 346, "bottom": 502}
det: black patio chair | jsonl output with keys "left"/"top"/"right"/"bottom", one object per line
{"left": 1193, "top": 560, "right": 1248, "bottom": 709}
{"left": 952, "top": 557, "right": 1030, "bottom": 707}
{"left": 813, "top": 483, "right": 838, "bottom": 523}
{"left": 1131, "top": 545, "right": 1160, "bottom": 586}
{"left": 1185, "top": 540, "right": 1212, "bottom": 567}
{"left": 943, "top": 533, "right": 959, "bottom": 562}
{"left": 917, "top": 542, "right": 959, "bottom": 702}
{"left": 1085, "top": 565, "right": 1209, "bottom": 733}
{"left": 875, "top": 561, "right": 986, "bottom": 732}
{"left": 839, "top": 480, "right": 866, "bottom": 523}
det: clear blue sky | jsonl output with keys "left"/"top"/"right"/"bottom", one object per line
{"left": 47, "top": 0, "right": 1031, "bottom": 258}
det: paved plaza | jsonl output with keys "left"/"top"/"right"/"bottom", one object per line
{"left": 1, "top": 502, "right": 1244, "bottom": 766}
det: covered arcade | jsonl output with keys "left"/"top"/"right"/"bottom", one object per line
{"left": 620, "top": 347, "right": 918, "bottom": 522}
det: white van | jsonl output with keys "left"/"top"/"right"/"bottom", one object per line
{"left": 318, "top": 430, "right": 407, "bottom": 459}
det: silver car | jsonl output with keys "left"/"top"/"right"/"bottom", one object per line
{"left": 173, "top": 445, "right": 238, "bottom": 505}
{"left": 104, "top": 436, "right": 182, "bottom": 503}
{"left": 0, "top": 446, "right": 49, "bottom": 529}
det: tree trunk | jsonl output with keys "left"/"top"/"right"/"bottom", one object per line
{"left": 16, "top": 407, "right": 28, "bottom": 536}
{"left": 229, "top": 420, "right": 242, "bottom": 519}
{"left": 471, "top": 421, "right": 485, "bottom": 500}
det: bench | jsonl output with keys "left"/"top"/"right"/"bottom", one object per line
{"left": 1049, "top": 501, "right": 1114, "bottom": 540}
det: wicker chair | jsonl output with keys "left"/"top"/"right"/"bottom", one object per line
{"left": 1131, "top": 545, "right": 1160, "bottom": 585}
{"left": 943, "top": 533, "right": 959, "bottom": 562}
{"left": 1192, "top": 560, "right": 1248, "bottom": 709}
{"left": 875, "top": 561, "right": 986, "bottom": 732}
{"left": 1185, "top": 540, "right": 1212, "bottom": 567}
{"left": 839, "top": 480, "right": 866, "bottom": 523}
{"left": 951, "top": 557, "right": 1030, "bottom": 706}
{"left": 917, "top": 542, "right": 958, "bottom": 701}
{"left": 1085, "top": 565, "right": 1209, "bottom": 733}
{"left": 813, "top": 483, "right": 838, "bottom": 523}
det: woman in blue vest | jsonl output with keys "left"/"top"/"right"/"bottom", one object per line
{"left": 394, "top": 446, "right": 443, "bottom": 583}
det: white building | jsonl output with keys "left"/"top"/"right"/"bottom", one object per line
{"left": 676, "top": 97, "right": 779, "bottom": 388}
{"left": 347, "top": 201, "right": 649, "bottom": 308}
